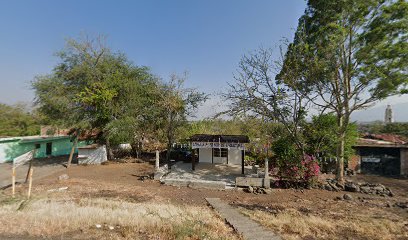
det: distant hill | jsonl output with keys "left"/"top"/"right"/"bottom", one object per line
{"left": 351, "top": 102, "right": 408, "bottom": 123}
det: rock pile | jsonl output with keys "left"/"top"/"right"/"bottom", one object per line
{"left": 321, "top": 179, "right": 393, "bottom": 197}
{"left": 245, "top": 186, "right": 272, "bottom": 195}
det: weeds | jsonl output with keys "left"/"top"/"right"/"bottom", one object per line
{"left": 0, "top": 197, "right": 239, "bottom": 239}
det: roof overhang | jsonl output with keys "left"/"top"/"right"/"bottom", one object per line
{"left": 189, "top": 134, "right": 250, "bottom": 143}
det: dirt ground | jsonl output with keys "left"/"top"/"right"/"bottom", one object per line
{"left": 2, "top": 161, "right": 408, "bottom": 239}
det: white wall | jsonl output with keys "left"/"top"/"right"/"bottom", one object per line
{"left": 228, "top": 149, "right": 242, "bottom": 165}
{"left": 78, "top": 145, "right": 107, "bottom": 164}
{"left": 198, "top": 148, "right": 243, "bottom": 165}
{"left": 0, "top": 143, "right": 8, "bottom": 163}
{"left": 199, "top": 148, "right": 212, "bottom": 163}
{"left": 213, "top": 156, "right": 227, "bottom": 164}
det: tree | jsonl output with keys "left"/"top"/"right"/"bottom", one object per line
{"left": 278, "top": 0, "right": 408, "bottom": 182}
{"left": 304, "top": 113, "right": 358, "bottom": 161}
{"left": 223, "top": 47, "right": 310, "bottom": 154}
{"left": 157, "top": 73, "right": 207, "bottom": 161}
{"left": 0, "top": 103, "right": 41, "bottom": 137}
{"left": 32, "top": 35, "right": 161, "bottom": 157}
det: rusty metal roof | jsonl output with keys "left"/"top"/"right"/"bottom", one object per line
{"left": 355, "top": 134, "right": 408, "bottom": 148}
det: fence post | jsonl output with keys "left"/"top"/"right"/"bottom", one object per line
{"left": 27, "top": 168, "right": 34, "bottom": 199}
{"left": 12, "top": 167, "right": 16, "bottom": 197}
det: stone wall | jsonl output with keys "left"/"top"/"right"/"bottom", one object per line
{"left": 400, "top": 148, "right": 408, "bottom": 176}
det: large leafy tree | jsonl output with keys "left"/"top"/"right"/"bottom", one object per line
{"left": 32, "top": 35, "right": 160, "bottom": 157}
{"left": 278, "top": 0, "right": 408, "bottom": 182}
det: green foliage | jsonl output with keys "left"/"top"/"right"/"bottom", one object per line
{"left": 278, "top": 0, "right": 407, "bottom": 181}
{"left": 157, "top": 74, "right": 207, "bottom": 159}
{"left": 364, "top": 122, "right": 408, "bottom": 138}
{"left": 305, "top": 114, "right": 358, "bottom": 161}
{"left": 32, "top": 35, "right": 162, "bottom": 149}
{"left": 271, "top": 136, "right": 299, "bottom": 165}
{"left": 32, "top": 35, "right": 207, "bottom": 156}
{"left": 0, "top": 103, "right": 41, "bottom": 137}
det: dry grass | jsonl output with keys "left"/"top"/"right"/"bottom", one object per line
{"left": 240, "top": 207, "right": 408, "bottom": 240}
{"left": 0, "top": 195, "right": 239, "bottom": 240}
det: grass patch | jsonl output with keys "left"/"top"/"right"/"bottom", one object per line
{"left": 0, "top": 196, "right": 239, "bottom": 239}
{"left": 240, "top": 207, "right": 407, "bottom": 240}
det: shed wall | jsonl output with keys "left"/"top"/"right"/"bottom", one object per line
{"left": 199, "top": 148, "right": 212, "bottom": 163}
{"left": 401, "top": 148, "right": 408, "bottom": 176}
{"left": 228, "top": 149, "right": 241, "bottom": 165}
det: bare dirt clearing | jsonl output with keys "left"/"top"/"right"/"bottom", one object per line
{"left": 1, "top": 161, "right": 407, "bottom": 239}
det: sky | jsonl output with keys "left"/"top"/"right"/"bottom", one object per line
{"left": 0, "top": 0, "right": 406, "bottom": 121}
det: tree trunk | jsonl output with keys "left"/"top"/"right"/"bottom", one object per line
{"left": 166, "top": 142, "right": 172, "bottom": 162}
{"left": 336, "top": 115, "right": 345, "bottom": 183}
{"left": 67, "top": 137, "right": 77, "bottom": 168}
{"left": 106, "top": 138, "right": 113, "bottom": 160}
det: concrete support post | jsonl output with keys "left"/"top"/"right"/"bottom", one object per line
{"left": 264, "top": 158, "right": 270, "bottom": 189}
{"left": 155, "top": 150, "right": 160, "bottom": 170}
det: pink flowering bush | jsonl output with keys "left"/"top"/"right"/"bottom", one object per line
{"left": 271, "top": 137, "right": 320, "bottom": 187}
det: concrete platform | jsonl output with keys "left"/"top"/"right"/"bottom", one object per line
{"left": 160, "top": 162, "right": 253, "bottom": 189}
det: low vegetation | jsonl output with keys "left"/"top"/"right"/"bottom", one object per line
{"left": 240, "top": 207, "right": 407, "bottom": 240}
{"left": 0, "top": 195, "right": 239, "bottom": 239}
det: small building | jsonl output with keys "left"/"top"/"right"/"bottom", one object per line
{"left": 190, "top": 134, "right": 250, "bottom": 174}
{"left": 350, "top": 134, "right": 408, "bottom": 176}
{"left": 78, "top": 144, "right": 107, "bottom": 164}
{"left": 0, "top": 135, "right": 76, "bottom": 163}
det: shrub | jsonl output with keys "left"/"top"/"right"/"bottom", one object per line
{"left": 271, "top": 137, "right": 320, "bottom": 187}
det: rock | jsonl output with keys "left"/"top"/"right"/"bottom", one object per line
{"left": 324, "top": 184, "right": 334, "bottom": 191}
{"left": 58, "top": 174, "right": 69, "bottom": 181}
{"left": 95, "top": 224, "right": 102, "bottom": 229}
{"left": 386, "top": 202, "right": 392, "bottom": 208}
{"left": 343, "top": 194, "right": 353, "bottom": 200}
{"left": 360, "top": 186, "right": 371, "bottom": 194}
{"left": 264, "top": 189, "right": 273, "bottom": 194}
{"left": 336, "top": 182, "right": 345, "bottom": 190}
{"left": 328, "top": 182, "right": 340, "bottom": 191}
{"left": 373, "top": 186, "right": 385, "bottom": 193}
{"left": 335, "top": 196, "right": 343, "bottom": 201}
{"left": 108, "top": 226, "right": 115, "bottom": 230}
{"left": 345, "top": 182, "right": 359, "bottom": 192}
{"left": 394, "top": 202, "right": 408, "bottom": 209}
{"left": 58, "top": 187, "right": 68, "bottom": 191}
{"left": 247, "top": 186, "right": 254, "bottom": 193}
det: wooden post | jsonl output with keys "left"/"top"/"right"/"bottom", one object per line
{"left": 155, "top": 150, "right": 160, "bottom": 170}
{"left": 192, "top": 149, "right": 196, "bottom": 171}
{"left": 25, "top": 149, "right": 36, "bottom": 183}
{"left": 67, "top": 137, "right": 78, "bottom": 168}
{"left": 12, "top": 167, "right": 16, "bottom": 197}
{"left": 27, "top": 168, "right": 34, "bottom": 199}
{"left": 241, "top": 150, "right": 245, "bottom": 175}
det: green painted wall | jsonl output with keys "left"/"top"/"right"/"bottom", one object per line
{"left": 0, "top": 137, "right": 91, "bottom": 163}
